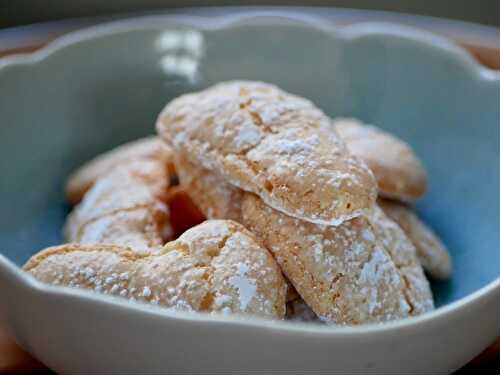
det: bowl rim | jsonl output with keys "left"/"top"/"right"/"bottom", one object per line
{"left": 0, "top": 11, "right": 499, "bottom": 335}
{"left": 2, "top": 253, "right": 500, "bottom": 336}
{"left": 1, "top": 10, "right": 500, "bottom": 80}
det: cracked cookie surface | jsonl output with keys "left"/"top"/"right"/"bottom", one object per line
{"left": 157, "top": 81, "right": 377, "bottom": 225}
{"left": 65, "top": 137, "right": 172, "bottom": 205}
{"left": 172, "top": 152, "right": 434, "bottom": 323}
{"left": 241, "top": 194, "right": 433, "bottom": 325}
{"left": 25, "top": 221, "right": 287, "bottom": 319}
{"left": 65, "top": 158, "right": 171, "bottom": 254}
{"left": 334, "top": 118, "right": 427, "bottom": 202}
{"left": 379, "top": 199, "right": 452, "bottom": 279}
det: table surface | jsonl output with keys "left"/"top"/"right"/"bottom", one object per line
{"left": 0, "top": 8, "right": 499, "bottom": 375}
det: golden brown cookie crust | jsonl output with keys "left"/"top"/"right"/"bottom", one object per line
{"left": 25, "top": 221, "right": 287, "bottom": 319}
{"left": 379, "top": 199, "right": 452, "bottom": 279}
{"left": 368, "top": 205, "right": 434, "bottom": 314}
{"left": 65, "top": 158, "right": 171, "bottom": 254}
{"left": 241, "top": 194, "right": 433, "bottom": 325}
{"left": 65, "top": 137, "right": 173, "bottom": 205}
{"left": 157, "top": 81, "right": 377, "bottom": 225}
{"left": 334, "top": 118, "right": 427, "bottom": 202}
{"left": 173, "top": 160, "right": 434, "bottom": 319}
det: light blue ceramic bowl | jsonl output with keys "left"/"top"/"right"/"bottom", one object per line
{"left": 0, "top": 12, "right": 499, "bottom": 375}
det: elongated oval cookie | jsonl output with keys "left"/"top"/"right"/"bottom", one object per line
{"left": 368, "top": 205, "right": 434, "bottom": 314}
{"left": 65, "top": 137, "right": 173, "bottom": 205}
{"left": 241, "top": 193, "right": 433, "bottom": 325}
{"left": 175, "top": 149, "right": 450, "bottom": 283}
{"left": 173, "top": 159, "right": 321, "bottom": 318}
{"left": 334, "top": 118, "right": 427, "bottom": 202}
{"left": 157, "top": 81, "right": 377, "bottom": 225}
{"left": 25, "top": 221, "right": 287, "bottom": 319}
{"left": 65, "top": 158, "right": 171, "bottom": 254}
{"left": 173, "top": 155, "right": 434, "bottom": 322}
{"left": 379, "top": 199, "right": 452, "bottom": 279}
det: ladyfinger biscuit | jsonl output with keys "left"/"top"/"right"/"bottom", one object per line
{"left": 379, "top": 199, "right": 452, "bottom": 279}
{"left": 172, "top": 156, "right": 434, "bottom": 317}
{"left": 334, "top": 118, "right": 427, "bottom": 202}
{"left": 368, "top": 205, "right": 434, "bottom": 314}
{"left": 173, "top": 159, "right": 434, "bottom": 317}
{"left": 65, "top": 137, "right": 173, "bottom": 205}
{"left": 172, "top": 160, "right": 310, "bottom": 308}
{"left": 157, "top": 81, "right": 377, "bottom": 225}
{"left": 25, "top": 221, "right": 287, "bottom": 319}
{"left": 65, "top": 158, "right": 171, "bottom": 254}
{"left": 241, "top": 194, "right": 433, "bottom": 325}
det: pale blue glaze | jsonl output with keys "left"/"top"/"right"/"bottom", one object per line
{"left": 0, "top": 14, "right": 498, "bottom": 308}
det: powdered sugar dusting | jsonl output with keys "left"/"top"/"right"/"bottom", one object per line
{"left": 359, "top": 247, "right": 393, "bottom": 285}
{"left": 28, "top": 221, "right": 286, "bottom": 320}
{"left": 241, "top": 194, "right": 426, "bottom": 325}
{"left": 229, "top": 263, "right": 257, "bottom": 310}
{"left": 158, "top": 81, "right": 377, "bottom": 226}
{"left": 233, "top": 121, "right": 262, "bottom": 149}
{"left": 272, "top": 133, "right": 319, "bottom": 155}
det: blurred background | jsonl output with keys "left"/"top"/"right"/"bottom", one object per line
{"left": 1, "top": 0, "right": 500, "bottom": 28}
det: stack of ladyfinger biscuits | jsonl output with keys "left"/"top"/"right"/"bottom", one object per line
{"left": 24, "top": 81, "right": 451, "bottom": 325}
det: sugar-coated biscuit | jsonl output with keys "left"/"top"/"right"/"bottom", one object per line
{"left": 65, "top": 158, "right": 171, "bottom": 254}
{"left": 157, "top": 81, "right": 377, "bottom": 225}
{"left": 379, "top": 199, "right": 452, "bottom": 279}
{"left": 25, "top": 221, "right": 287, "bottom": 319}
{"left": 174, "top": 160, "right": 432, "bottom": 316}
{"left": 65, "top": 137, "right": 173, "bottom": 205}
{"left": 368, "top": 205, "right": 434, "bottom": 314}
{"left": 171, "top": 151, "right": 434, "bottom": 321}
{"left": 241, "top": 194, "right": 433, "bottom": 325}
{"left": 174, "top": 153, "right": 243, "bottom": 222}
{"left": 172, "top": 160, "right": 315, "bottom": 308}
{"left": 334, "top": 118, "right": 427, "bottom": 202}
